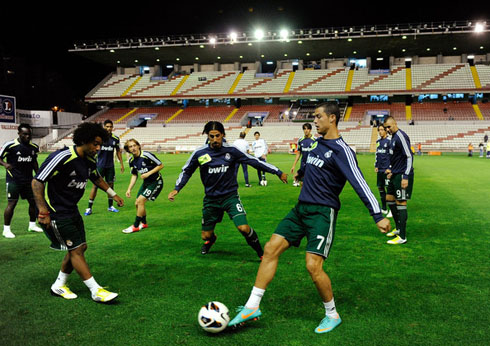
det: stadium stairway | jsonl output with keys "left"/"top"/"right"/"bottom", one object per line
{"left": 416, "top": 64, "right": 465, "bottom": 89}
{"left": 290, "top": 68, "right": 344, "bottom": 93}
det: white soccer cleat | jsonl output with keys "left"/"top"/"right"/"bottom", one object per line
{"left": 292, "top": 181, "right": 300, "bottom": 187}
{"left": 122, "top": 225, "right": 140, "bottom": 233}
{"left": 387, "top": 235, "right": 407, "bottom": 244}
{"left": 92, "top": 287, "right": 118, "bottom": 303}
{"left": 3, "top": 229, "right": 15, "bottom": 238}
{"left": 51, "top": 285, "right": 78, "bottom": 300}
{"left": 386, "top": 229, "right": 400, "bottom": 237}
{"left": 28, "top": 224, "right": 43, "bottom": 233}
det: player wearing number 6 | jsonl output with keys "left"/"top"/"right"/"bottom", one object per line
{"left": 168, "top": 121, "right": 288, "bottom": 258}
{"left": 122, "top": 139, "right": 164, "bottom": 234}
{"left": 229, "top": 102, "right": 391, "bottom": 333}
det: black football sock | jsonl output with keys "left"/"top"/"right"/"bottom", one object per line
{"left": 396, "top": 205, "right": 408, "bottom": 239}
{"left": 387, "top": 201, "right": 399, "bottom": 230}
{"left": 241, "top": 228, "right": 263, "bottom": 257}
{"left": 133, "top": 216, "right": 143, "bottom": 228}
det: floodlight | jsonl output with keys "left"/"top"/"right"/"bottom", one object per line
{"left": 230, "top": 32, "right": 238, "bottom": 42}
{"left": 255, "top": 29, "right": 264, "bottom": 40}
{"left": 475, "top": 22, "right": 484, "bottom": 33}
{"left": 209, "top": 37, "right": 216, "bottom": 44}
{"left": 280, "top": 29, "right": 289, "bottom": 40}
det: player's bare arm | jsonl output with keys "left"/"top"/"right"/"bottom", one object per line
{"left": 376, "top": 218, "right": 391, "bottom": 233}
{"left": 31, "top": 179, "right": 51, "bottom": 226}
{"left": 126, "top": 174, "right": 138, "bottom": 198}
{"left": 168, "top": 189, "right": 179, "bottom": 201}
{"left": 141, "top": 163, "right": 163, "bottom": 180}
{"left": 279, "top": 173, "right": 288, "bottom": 183}
{"left": 116, "top": 147, "right": 125, "bottom": 173}
{"left": 92, "top": 176, "right": 124, "bottom": 207}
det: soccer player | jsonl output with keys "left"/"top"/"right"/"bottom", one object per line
{"left": 290, "top": 123, "right": 315, "bottom": 187}
{"left": 85, "top": 119, "right": 124, "bottom": 215}
{"left": 122, "top": 139, "right": 164, "bottom": 233}
{"left": 232, "top": 132, "right": 251, "bottom": 187}
{"left": 229, "top": 102, "right": 390, "bottom": 333}
{"left": 375, "top": 125, "right": 392, "bottom": 217}
{"left": 0, "top": 123, "right": 42, "bottom": 238}
{"left": 252, "top": 131, "right": 269, "bottom": 185}
{"left": 383, "top": 116, "right": 414, "bottom": 245}
{"left": 31, "top": 122, "right": 123, "bottom": 302}
{"left": 168, "top": 121, "right": 287, "bottom": 258}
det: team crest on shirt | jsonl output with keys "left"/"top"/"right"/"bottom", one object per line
{"left": 324, "top": 150, "right": 333, "bottom": 159}
{"left": 66, "top": 240, "right": 73, "bottom": 246}
{"left": 225, "top": 153, "right": 231, "bottom": 161}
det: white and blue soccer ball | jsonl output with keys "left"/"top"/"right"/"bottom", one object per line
{"left": 198, "top": 301, "right": 230, "bottom": 333}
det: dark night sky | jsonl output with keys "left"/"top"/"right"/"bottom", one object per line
{"left": 2, "top": 1, "right": 488, "bottom": 112}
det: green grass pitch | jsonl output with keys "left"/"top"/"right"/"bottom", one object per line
{"left": 0, "top": 153, "right": 489, "bottom": 345}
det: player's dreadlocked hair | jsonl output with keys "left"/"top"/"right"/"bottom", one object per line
{"left": 316, "top": 101, "right": 341, "bottom": 125}
{"left": 202, "top": 121, "right": 226, "bottom": 136}
{"left": 73, "top": 122, "right": 109, "bottom": 146}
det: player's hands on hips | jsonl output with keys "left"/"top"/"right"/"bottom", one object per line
{"left": 401, "top": 178, "right": 408, "bottom": 189}
{"left": 114, "top": 195, "right": 124, "bottom": 207}
{"left": 168, "top": 189, "right": 178, "bottom": 201}
{"left": 385, "top": 169, "right": 392, "bottom": 179}
{"left": 279, "top": 173, "right": 288, "bottom": 183}
{"left": 141, "top": 172, "right": 149, "bottom": 180}
{"left": 376, "top": 218, "right": 391, "bottom": 233}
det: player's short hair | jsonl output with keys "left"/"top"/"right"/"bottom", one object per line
{"left": 124, "top": 138, "right": 141, "bottom": 153}
{"left": 18, "top": 123, "right": 32, "bottom": 132}
{"left": 239, "top": 132, "right": 246, "bottom": 138}
{"left": 73, "top": 122, "right": 109, "bottom": 146}
{"left": 203, "top": 121, "right": 225, "bottom": 136}
{"left": 302, "top": 123, "right": 312, "bottom": 130}
{"left": 316, "top": 101, "right": 341, "bottom": 125}
{"left": 254, "top": 131, "right": 260, "bottom": 136}
{"left": 104, "top": 119, "right": 114, "bottom": 126}
{"left": 383, "top": 116, "right": 396, "bottom": 124}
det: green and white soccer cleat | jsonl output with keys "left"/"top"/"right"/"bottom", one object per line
{"left": 92, "top": 287, "right": 118, "bottom": 303}
{"left": 387, "top": 235, "right": 407, "bottom": 244}
{"left": 315, "top": 314, "right": 342, "bottom": 334}
{"left": 51, "top": 285, "right": 78, "bottom": 300}
{"left": 228, "top": 306, "right": 262, "bottom": 327}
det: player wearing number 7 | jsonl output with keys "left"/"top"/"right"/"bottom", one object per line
{"left": 229, "top": 102, "right": 391, "bottom": 333}
{"left": 122, "top": 139, "right": 164, "bottom": 234}
{"left": 168, "top": 121, "right": 288, "bottom": 258}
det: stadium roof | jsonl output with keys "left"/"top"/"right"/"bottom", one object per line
{"left": 69, "top": 21, "right": 490, "bottom": 66}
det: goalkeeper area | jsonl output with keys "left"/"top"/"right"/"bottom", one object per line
{"left": 0, "top": 153, "right": 488, "bottom": 345}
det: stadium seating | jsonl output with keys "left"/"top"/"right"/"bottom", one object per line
{"left": 411, "top": 102, "right": 477, "bottom": 121}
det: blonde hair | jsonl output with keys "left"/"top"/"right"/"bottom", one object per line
{"left": 124, "top": 138, "right": 141, "bottom": 153}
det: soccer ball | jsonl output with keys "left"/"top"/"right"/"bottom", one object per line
{"left": 260, "top": 180, "right": 267, "bottom": 186}
{"left": 198, "top": 301, "right": 230, "bottom": 333}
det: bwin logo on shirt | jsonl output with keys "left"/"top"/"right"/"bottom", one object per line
{"left": 306, "top": 155, "right": 324, "bottom": 168}
{"left": 208, "top": 165, "right": 229, "bottom": 174}
{"left": 17, "top": 156, "right": 32, "bottom": 162}
{"left": 67, "top": 179, "right": 87, "bottom": 189}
